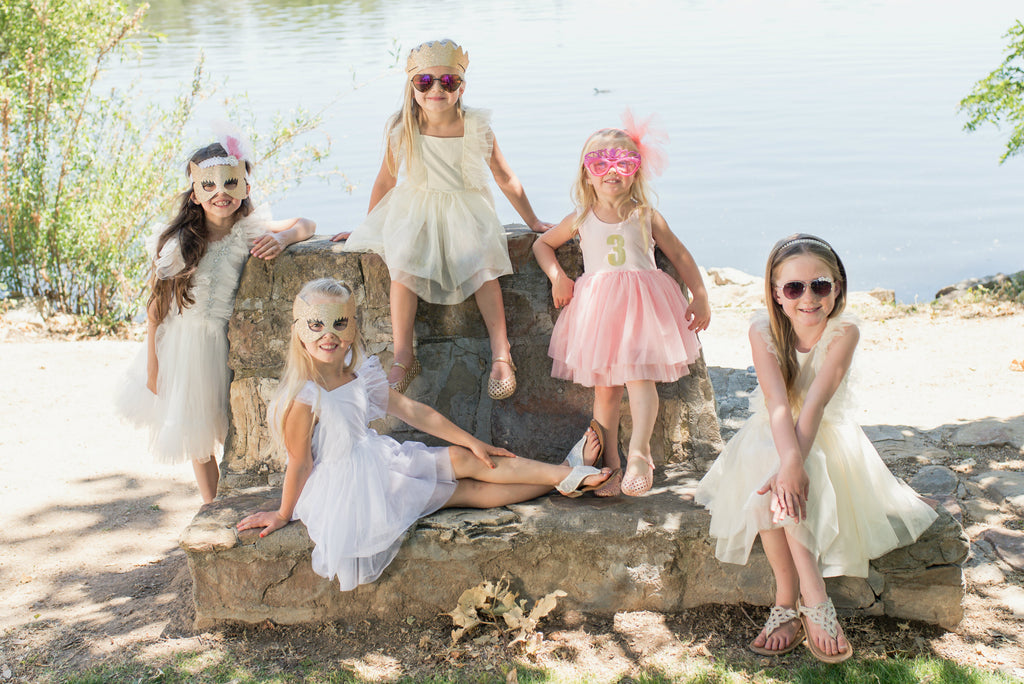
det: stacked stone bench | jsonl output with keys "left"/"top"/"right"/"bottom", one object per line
{"left": 180, "top": 229, "right": 968, "bottom": 630}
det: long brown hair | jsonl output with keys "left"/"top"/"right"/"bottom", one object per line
{"left": 764, "top": 233, "right": 847, "bottom": 401}
{"left": 147, "top": 143, "right": 253, "bottom": 323}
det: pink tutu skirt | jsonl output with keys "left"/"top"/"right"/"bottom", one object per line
{"left": 548, "top": 269, "right": 701, "bottom": 387}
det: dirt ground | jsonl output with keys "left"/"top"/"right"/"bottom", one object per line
{"left": 0, "top": 286, "right": 1022, "bottom": 681}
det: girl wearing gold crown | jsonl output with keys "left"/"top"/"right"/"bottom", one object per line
{"left": 335, "top": 39, "right": 549, "bottom": 400}
{"left": 117, "top": 129, "right": 315, "bottom": 503}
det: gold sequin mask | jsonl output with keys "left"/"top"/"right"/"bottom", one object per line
{"left": 293, "top": 295, "right": 357, "bottom": 345}
{"left": 189, "top": 159, "right": 249, "bottom": 203}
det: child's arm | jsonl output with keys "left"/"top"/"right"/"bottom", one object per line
{"left": 331, "top": 151, "right": 398, "bottom": 242}
{"left": 792, "top": 323, "right": 859, "bottom": 454}
{"left": 651, "top": 211, "right": 711, "bottom": 332}
{"left": 145, "top": 299, "right": 161, "bottom": 394}
{"left": 251, "top": 217, "right": 317, "bottom": 260}
{"left": 386, "top": 389, "right": 516, "bottom": 469}
{"left": 750, "top": 325, "right": 809, "bottom": 522}
{"left": 236, "top": 401, "right": 315, "bottom": 537}
{"left": 488, "top": 137, "right": 552, "bottom": 233}
{"left": 532, "top": 213, "right": 579, "bottom": 308}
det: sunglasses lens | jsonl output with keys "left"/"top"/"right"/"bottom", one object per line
{"left": 411, "top": 75, "right": 432, "bottom": 92}
{"left": 618, "top": 160, "right": 639, "bottom": 176}
{"left": 810, "top": 279, "right": 833, "bottom": 297}
{"left": 439, "top": 74, "right": 462, "bottom": 92}
{"left": 586, "top": 160, "right": 610, "bottom": 175}
{"left": 782, "top": 282, "right": 805, "bottom": 299}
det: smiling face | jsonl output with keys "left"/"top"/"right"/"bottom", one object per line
{"left": 772, "top": 254, "right": 839, "bottom": 329}
{"left": 411, "top": 65, "right": 464, "bottom": 115}
{"left": 293, "top": 294, "right": 357, "bottom": 366}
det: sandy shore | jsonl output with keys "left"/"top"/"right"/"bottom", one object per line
{"left": 0, "top": 271, "right": 1022, "bottom": 677}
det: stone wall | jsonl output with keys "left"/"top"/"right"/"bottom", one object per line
{"left": 182, "top": 479, "right": 967, "bottom": 630}
{"left": 220, "top": 228, "right": 723, "bottom": 490}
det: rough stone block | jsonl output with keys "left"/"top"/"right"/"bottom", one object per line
{"left": 181, "top": 477, "right": 968, "bottom": 630}
{"left": 220, "top": 230, "right": 722, "bottom": 487}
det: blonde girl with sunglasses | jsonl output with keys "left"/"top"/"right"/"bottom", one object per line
{"left": 695, "top": 234, "right": 938, "bottom": 663}
{"left": 334, "top": 39, "right": 549, "bottom": 400}
{"left": 533, "top": 119, "right": 710, "bottom": 498}
{"left": 237, "top": 279, "right": 611, "bottom": 591}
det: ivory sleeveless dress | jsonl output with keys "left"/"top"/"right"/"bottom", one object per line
{"left": 343, "top": 107, "right": 512, "bottom": 304}
{"left": 695, "top": 312, "right": 938, "bottom": 578}
{"left": 116, "top": 205, "right": 272, "bottom": 464}
{"left": 291, "top": 357, "right": 457, "bottom": 590}
{"left": 547, "top": 209, "right": 701, "bottom": 387}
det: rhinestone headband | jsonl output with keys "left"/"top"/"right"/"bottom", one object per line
{"left": 406, "top": 39, "right": 469, "bottom": 75}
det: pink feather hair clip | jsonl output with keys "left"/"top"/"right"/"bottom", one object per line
{"left": 621, "top": 109, "right": 669, "bottom": 178}
{"left": 210, "top": 120, "right": 254, "bottom": 165}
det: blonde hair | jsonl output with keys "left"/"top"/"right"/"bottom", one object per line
{"left": 764, "top": 234, "right": 847, "bottom": 401}
{"left": 385, "top": 40, "right": 466, "bottom": 176}
{"left": 571, "top": 128, "right": 657, "bottom": 239}
{"left": 268, "top": 278, "right": 363, "bottom": 453}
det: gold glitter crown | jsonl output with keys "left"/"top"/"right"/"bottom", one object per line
{"left": 405, "top": 39, "right": 469, "bottom": 75}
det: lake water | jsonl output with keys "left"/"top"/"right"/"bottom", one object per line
{"left": 123, "top": 0, "right": 1024, "bottom": 302}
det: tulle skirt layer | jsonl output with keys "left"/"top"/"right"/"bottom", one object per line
{"left": 294, "top": 432, "right": 457, "bottom": 591}
{"left": 694, "top": 413, "right": 938, "bottom": 578}
{"left": 548, "top": 269, "right": 701, "bottom": 387}
{"left": 343, "top": 184, "right": 512, "bottom": 305}
{"left": 115, "top": 316, "right": 229, "bottom": 465}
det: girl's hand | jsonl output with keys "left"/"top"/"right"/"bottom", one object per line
{"left": 468, "top": 438, "right": 518, "bottom": 469}
{"left": 250, "top": 232, "right": 287, "bottom": 260}
{"left": 530, "top": 220, "right": 554, "bottom": 233}
{"left": 237, "top": 510, "right": 290, "bottom": 538}
{"left": 758, "top": 462, "right": 809, "bottom": 523}
{"left": 146, "top": 373, "right": 158, "bottom": 395}
{"left": 685, "top": 295, "right": 711, "bottom": 332}
{"left": 552, "top": 273, "right": 575, "bottom": 309}
{"left": 330, "top": 231, "right": 351, "bottom": 242}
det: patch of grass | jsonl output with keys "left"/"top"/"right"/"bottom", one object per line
{"left": 49, "top": 653, "right": 1019, "bottom": 684}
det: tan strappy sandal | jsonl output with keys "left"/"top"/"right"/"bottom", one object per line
{"left": 749, "top": 604, "right": 805, "bottom": 656}
{"left": 487, "top": 357, "right": 517, "bottom": 400}
{"left": 389, "top": 357, "right": 421, "bottom": 394}
{"left": 799, "top": 597, "right": 853, "bottom": 663}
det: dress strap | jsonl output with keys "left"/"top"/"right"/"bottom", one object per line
{"left": 461, "top": 106, "right": 493, "bottom": 190}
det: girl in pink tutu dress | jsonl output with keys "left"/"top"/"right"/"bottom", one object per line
{"left": 533, "top": 121, "right": 710, "bottom": 497}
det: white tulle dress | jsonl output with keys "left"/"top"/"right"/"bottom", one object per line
{"left": 342, "top": 107, "right": 512, "bottom": 305}
{"left": 694, "top": 312, "right": 938, "bottom": 578}
{"left": 116, "top": 205, "right": 272, "bottom": 464}
{"left": 292, "top": 356, "right": 457, "bottom": 591}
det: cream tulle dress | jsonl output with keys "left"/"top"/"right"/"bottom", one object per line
{"left": 694, "top": 312, "right": 938, "bottom": 578}
{"left": 291, "top": 356, "right": 457, "bottom": 591}
{"left": 116, "top": 205, "right": 272, "bottom": 464}
{"left": 547, "top": 209, "right": 702, "bottom": 387}
{"left": 342, "top": 107, "right": 512, "bottom": 304}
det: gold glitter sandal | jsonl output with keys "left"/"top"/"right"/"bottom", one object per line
{"left": 389, "top": 357, "right": 421, "bottom": 394}
{"left": 487, "top": 357, "right": 517, "bottom": 400}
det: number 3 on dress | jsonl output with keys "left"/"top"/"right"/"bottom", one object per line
{"left": 606, "top": 234, "right": 625, "bottom": 267}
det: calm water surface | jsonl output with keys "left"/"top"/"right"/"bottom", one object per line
{"left": 125, "top": 0, "right": 1024, "bottom": 301}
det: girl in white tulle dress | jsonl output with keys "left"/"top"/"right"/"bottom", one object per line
{"left": 236, "top": 278, "right": 610, "bottom": 591}
{"left": 335, "top": 39, "right": 550, "bottom": 400}
{"left": 695, "top": 234, "right": 938, "bottom": 663}
{"left": 533, "top": 122, "right": 710, "bottom": 498}
{"left": 117, "top": 135, "right": 315, "bottom": 503}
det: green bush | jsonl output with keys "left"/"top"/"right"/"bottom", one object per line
{"left": 959, "top": 20, "right": 1024, "bottom": 163}
{"left": 0, "top": 0, "right": 329, "bottom": 321}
